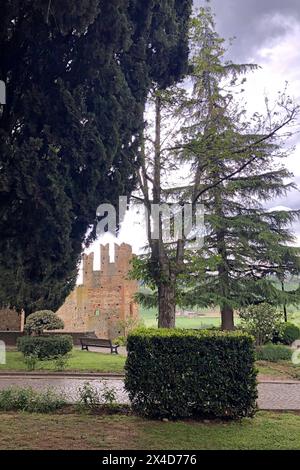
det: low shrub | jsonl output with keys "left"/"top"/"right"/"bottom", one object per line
{"left": 76, "top": 381, "right": 117, "bottom": 412}
{"left": 101, "top": 382, "right": 117, "bottom": 406}
{"left": 125, "top": 328, "right": 257, "bottom": 420}
{"left": 0, "top": 387, "right": 66, "bottom": 413}
{"left": 77, "top": 382, "right": 100, "bottom": 412}
{"left": 23, "top": 354, "right": 39, "bottom": 371}
{"left": 256, "top": 343, "right": 292, "bottom": 362}
{"left": 17, "top": 335, "right": 73, "bottom": 360}
{"left": 239, "top": 303, "right": 282, "bottom": 345}
{"left": 53, "top": 354, "right": 70, "bottom": 371}
{"left": 273, "top": 322, "right": 300, "bottom": 345}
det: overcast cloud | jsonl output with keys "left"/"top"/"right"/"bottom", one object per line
{"left": 192, "top": 0, "right": 300, "bottom": 242}
{"left": 195, "top": 0, "right": 300, "bottom": 61}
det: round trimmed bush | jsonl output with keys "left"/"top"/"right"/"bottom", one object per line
{"left": 24, "top": 310, "right": 64, "bottom": 336}
{"left": 17, "top": 335, "right": 73, "bottom": 360}
{"left": 280, "top": 322, "right": 300, "bottom": 345}
{"left": 256, "top": 343, "right": 292, "bottom": 362}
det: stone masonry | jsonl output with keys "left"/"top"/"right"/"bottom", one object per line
{"left": 57, "top": 243, "right": 139, "bottom": 339}
{"left": 0, "top": 308, "right": 25, "bottom": 331}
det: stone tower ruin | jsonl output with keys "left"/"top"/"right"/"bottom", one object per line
{"left": 57, "top": 243, "right": 139, "bottom": 339}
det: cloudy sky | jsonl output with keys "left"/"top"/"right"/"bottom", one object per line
{"left": 87, "top": 0, "right": 300, "bottom": 267}
{"left": 195, "top": 0, "right": 300, "bottom": 233}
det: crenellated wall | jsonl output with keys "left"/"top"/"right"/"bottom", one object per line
{"left": 56, "top": 243, "right": 139, "bottom": 339}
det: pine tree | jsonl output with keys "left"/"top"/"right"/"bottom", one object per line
{"left": 178, "top": 9, "right": 300, "bottom": 329}
{"left": 0, "top": 0, "right": 193, "bottom": 314}
{"left": 132, "top": 7, "right": 300, "bottom": 329}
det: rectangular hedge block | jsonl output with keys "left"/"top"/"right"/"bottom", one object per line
{"left": 125, "top": 328, "right": 257, "bottom": 420}
{"left": 17, "top": 335, "right": 73, "bottom": 360}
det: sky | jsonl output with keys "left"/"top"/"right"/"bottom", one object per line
{"left": 86, "top": 0, "right": 300, "bottom": 269}
{"left": 194, "top": 0, "right": 300, "bottom": 235}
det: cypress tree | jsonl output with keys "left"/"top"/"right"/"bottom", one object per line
{"left": 0, "top": 0, "right": 192, "bottom": 314}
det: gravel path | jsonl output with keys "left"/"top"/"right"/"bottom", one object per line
{"left": 0, "top": 376, "right": 129, "bottom": 404}
{"left": 0, "top": 376, "right": 299, "bottom": 410}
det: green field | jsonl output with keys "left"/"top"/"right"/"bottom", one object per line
{"left": 0, "top": 411, "right": 299, "bottom": 450}
{"left": 141, "top": 305, "right": 228, "bottom": 329}
{"left": 140, "top": 305, "right": 300, "bottom": 329}
{"left": 0, "top": 350, "right": 126, "bottom": 373}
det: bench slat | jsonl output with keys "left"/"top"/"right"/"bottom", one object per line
{"left": 79, "top": 337, "right": 119, "bottom": 354}
{"left": 81, "top": 338, "right": 112, "bottom": 346}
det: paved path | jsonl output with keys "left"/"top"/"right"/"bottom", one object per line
{"left": 0, "top": 375, "right": 300, "bottom": 410}
{"left": 0, "top": 375, "right": 129, "bottom": 404}
{"left": 257, "top": 382, "right": 300, "bottom": 410}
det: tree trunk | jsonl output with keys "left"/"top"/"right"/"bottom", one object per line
{"left": 213, "top": 183, "right": 235, "bottom": 331}
{"left": 283, "top": 304, "right": 288, "bottom": 323}
{"left": 158, "top": 282, "right": 176, "bottom": 328}
{"left": 221, "top": 303, "right": 234, "bottom": 331}
{"left": 281, "top": 281, "right": 288, "bottom": 322}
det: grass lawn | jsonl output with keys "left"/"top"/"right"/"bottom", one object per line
{"left": 141, "top": 306, "right": 300, "bottom": 329}
{"left": 140, "top": 306, "right": 224, "bottom": 329}
{"left": 256, "top": 360, "right": 300, "bottom": 381}
{"left": 2, "top": 348, "right": 299, "bottom": 379}
{"left": 0, "top": 349, "right": 126, "bottom": 373}
{"left": 0, "top": 411, "right": 299, "bottom": 450}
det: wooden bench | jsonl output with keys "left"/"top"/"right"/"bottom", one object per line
{"left": 80, "top": 337, "right": 119, "bottom": 354}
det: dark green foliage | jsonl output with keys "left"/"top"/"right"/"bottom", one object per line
{"left": 125, "top": 328, "right": 257, "bottom": 420}
{"left": 273, "top": 322, "right": 300, "bottom": 345}
{"left": 256, "top": 343, "right": 292, "bottom": 362}
{"left": 0, "top": 0, "right": 192, "bottom": 314}
{"left": 281, "top": 322, "right": 300, "bottom": 345}
{"left": 0, "top": 387, "right": 66, "bottom": 413}
{"left": 17, "top": 335, "right": 73, "bottom": 360}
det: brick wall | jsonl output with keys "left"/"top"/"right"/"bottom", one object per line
{"left": 0, "top": 331, "right": 96, "bottom": 348}
{"left": 0, "top": 331, "right": 24, "bottom": 347}
{"left": 57, "top": 243, "right": 139, "bottom": 339}
{"left": 0, "top": 308, "right": 24, "bottom": 331}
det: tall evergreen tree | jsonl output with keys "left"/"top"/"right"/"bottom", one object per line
{"left": 0, "top": 0, "right": 192, "bottom": 314}
{"left": 178, "top": 9, "right": 300, "bottom": 329}
{"left": 132, "top": 7, "right": 300, "bottom": 329}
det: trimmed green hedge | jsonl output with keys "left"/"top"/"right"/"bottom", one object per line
{"left": 273, "top": 322, "right": 300, "bottom": 345}
{"left": 125, "top": 328, "right": 257, "bottom": 420}
{"left": 17, "top": 335, "right": 73, "bottom": 360}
